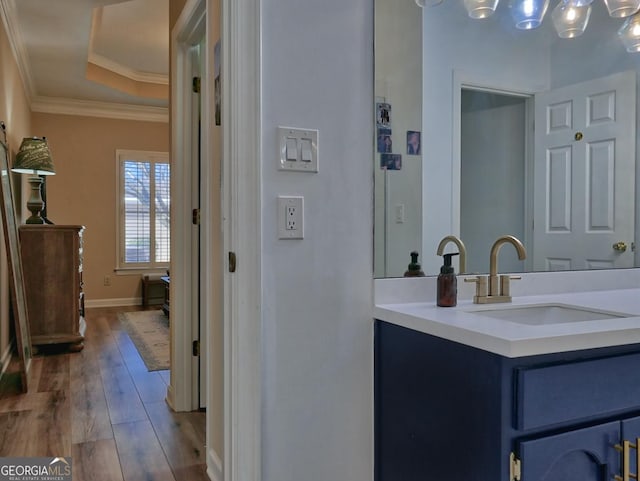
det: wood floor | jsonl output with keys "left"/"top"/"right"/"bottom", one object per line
{"left": 0, "top": 306, "right": 208, "bottom": 481}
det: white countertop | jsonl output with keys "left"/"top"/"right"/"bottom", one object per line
{"left": 374, "top": 280, "right": 640, "bottom": 358}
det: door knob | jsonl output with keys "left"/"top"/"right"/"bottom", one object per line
{"left": 613, "top": 241, "right": 628, "bottom": 252}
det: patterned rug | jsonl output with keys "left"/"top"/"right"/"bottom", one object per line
{"left": 118, "top": 310, "right": 169, "bottom": 371}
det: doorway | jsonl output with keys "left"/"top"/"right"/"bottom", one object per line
{"left": 460, "top": 89, "right": 529, "bottom": 274}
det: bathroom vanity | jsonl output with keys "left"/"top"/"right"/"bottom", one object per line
{"left": 374, "top": 274, "right": 640, "bottom": 481}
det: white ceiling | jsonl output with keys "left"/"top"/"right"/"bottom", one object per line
{"left": 2, "top": 0, "right": 169, "bottom": 115}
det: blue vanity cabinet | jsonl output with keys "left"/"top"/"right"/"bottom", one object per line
{"left": 374, "top": 320, "right": 640, "bottom": 481}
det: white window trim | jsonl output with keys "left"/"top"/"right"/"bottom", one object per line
{"left": 115, "top": 149, "right": 170, "bottom": 272}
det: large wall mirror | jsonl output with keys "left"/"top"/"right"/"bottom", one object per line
{"left": 374, "top": 0, "right": 640, "bottom": 278}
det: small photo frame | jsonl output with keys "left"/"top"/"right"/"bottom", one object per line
{"left": 381, "top": 153, "right": 402, "bottom": 171}
{"left": 376, "top": 103, "right": 391, "bottom": 128}
{"left": 377, "top": 132, "right": 392, "bottom": 153}
{"left": 407, "top": 130, "right": 421, "bottom": 155}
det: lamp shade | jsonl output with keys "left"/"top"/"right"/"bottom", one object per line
{"left": 415, "top": 0, "right": 444, "bottom": 6}
{"left": 619, "top": 12, "right": 640, "bottom": 51}
{"left": 603, "top": 0, "right": 640, "bottom": 17}
{"left": 510, "top": 0, "right": 550, "bottom": 29}
{"left": 464, "top": 0, "right": 500, "bottom": 18}
{"left": 552, "top": 1, "right": 591, "bottom": 38}
{"left": 12, "top": 137, "right": 55, "bottom": 175}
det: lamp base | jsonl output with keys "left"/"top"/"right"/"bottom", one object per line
{"left": 25, "top": 176, "right": 45, "bottom": 224}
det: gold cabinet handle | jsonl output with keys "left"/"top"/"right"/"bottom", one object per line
{"left": 613, "top": 242, "right": 628, "bottom": 252}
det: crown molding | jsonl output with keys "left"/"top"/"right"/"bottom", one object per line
{"left": 88, "top": 52, "right": 169, "bottom": 85}
{"left": 0, "top": 0, "right": 35, "bottom": 102}
{"left": 88, "top": 6, "right": 167, "bottom": 86}
{"left": 30, "top": 96, "right": 168, "bottom": 123}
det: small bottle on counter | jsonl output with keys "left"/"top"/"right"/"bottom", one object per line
{"left": 437, "top": 252, "right": 459, "bottom": 307}
{"left": 404, "top": 251, "right": 425, "bottom": 277}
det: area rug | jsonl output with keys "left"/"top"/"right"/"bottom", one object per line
{"left": 118, "top": 310, "right": 169, "bottom": 371}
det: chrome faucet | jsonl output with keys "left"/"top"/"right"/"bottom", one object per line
{"left": 436, "top": 235, "right": 467, "bottom": 274}
{"left": 466, "top": 235, "right": 527, "bottom": 304}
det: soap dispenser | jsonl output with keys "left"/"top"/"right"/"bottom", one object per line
{"left": 404, "top": 251, "right": 425, "bottom": 277}
{"left": 437, "top": 252, "right": 459, "bottom": 307}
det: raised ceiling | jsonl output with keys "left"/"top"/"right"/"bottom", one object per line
{"left": 1, "top": 0, "right": 169, "bottom": 120}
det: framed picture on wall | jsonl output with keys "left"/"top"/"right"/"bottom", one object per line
{"left": 407, "top": 130, "right": 421, "bottom": 155}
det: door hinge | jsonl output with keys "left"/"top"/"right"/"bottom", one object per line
{"left": 229, "top": 251, "right": 237, "bottom": 273}
{"left": 192, "top": 76, "right": 201, "bottom": 93}
{"left": 510, "top": 452, "right": 521, "bottom": 481}
{"left": 192, "top": 340, "right": 200, "bottom": 357}
{"left": 192, "top": 208, "right": 200, "bottom": 225}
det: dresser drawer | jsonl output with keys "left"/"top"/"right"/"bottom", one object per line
{"left": 515, "top": 352, "right": 640, "bottom": 430}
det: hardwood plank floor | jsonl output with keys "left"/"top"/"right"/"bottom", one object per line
{"left": 0, "top": 306, "right": 207, "bottom": 481}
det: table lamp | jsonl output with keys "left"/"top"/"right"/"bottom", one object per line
{"left": 12, "top": 137, "right": 55, "bottom": 224}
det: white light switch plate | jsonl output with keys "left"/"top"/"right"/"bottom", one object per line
{"left": 278, "top": 196, "right": 304, "bottom": 239}
{"left": 278, "top": 127, "right": 319, "bottom": 172}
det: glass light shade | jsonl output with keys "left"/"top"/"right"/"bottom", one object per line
{"left": 510, "top": 0, "right": 550, "bottom": 29}
{"left": 464, "top": 0, "right": 500, "bottom": 18}
{"left": 552, "top": 2, "right": 591, "bottom": 38}
{"left": 619, "top": 12, "right": 640, "bottom": 51}
{"left": 12, "top": 137, "right": 55, "bottom": 175}
{"left": 564, "top": 0, "right": 594, "bottom": 6}
{"left": 603, "top": 0, "right": 640, "bottom": 17}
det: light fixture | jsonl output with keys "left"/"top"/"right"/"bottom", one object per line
{"left": 510, "top": 0, "right": 551, "bottom": 28}
{"left": 415, "top": 0, "right": 444, "bottom": 7}
{"left": 552, "top": 1, "right": 592, "bottom": 37}
{"left": 619, "top": 11, "right": 640, "bottom": 50}
{"left": 11, "top": 137, "right": 55, "bottom": 224}
{"left": 569, "top": 0, "right": 594, "bottom": 6}
{"left": 464, "top": 0, "right": 500, "bottom": 18}
{"left": 603, "top": 0, "right": 640, "bottom": 17}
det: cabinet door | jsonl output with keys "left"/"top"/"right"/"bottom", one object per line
{"left": 518, "top": 421, "right": 620, "bottom": 481}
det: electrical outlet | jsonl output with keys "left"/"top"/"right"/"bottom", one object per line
{"left": 103, "top": 275, "right": 111, "bottom": 286}
{"left": 278, "top": 196, "right": 304, "bottom": 239}
{"left": 286, "top": 205, "right": 298, "bottom": 230}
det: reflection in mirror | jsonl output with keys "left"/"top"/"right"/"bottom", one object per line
{"left": 374, "top": 0, "right": 640, "bottom": 278}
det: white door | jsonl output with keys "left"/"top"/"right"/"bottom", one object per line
{"left": 533, "top": 71, "right": 636, "bottom": 271}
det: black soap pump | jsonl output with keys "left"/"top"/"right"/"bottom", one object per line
{"left": 404, "top": 251, "right": 425, "bottom": 277}
{"left": 437, "top": 252, "right": 459, "bottom": 307}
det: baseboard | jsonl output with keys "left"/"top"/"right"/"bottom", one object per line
{"left": 85, "top": 297, "right": 141, "bottom": 308}
{"left": 165, "top": 384, "right": 176, "bottom": 411}
{"left": 207, "top": 448, "right": 223, "bottom": 481}
{"left": 0, "top": 342, "right": 13, "bottom": 378}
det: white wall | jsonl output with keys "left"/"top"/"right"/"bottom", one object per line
{"left": 261, "top": 0, "right": 373, "bottom": 480}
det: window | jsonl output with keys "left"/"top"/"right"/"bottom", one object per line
{"left": 116, "top": 150, "right": 170, "bottom": 271}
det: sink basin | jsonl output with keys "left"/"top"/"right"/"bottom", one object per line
{"left": 465, "top": 303, "right": 631, "bottom": 326}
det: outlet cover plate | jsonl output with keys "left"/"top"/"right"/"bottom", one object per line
{"left": 278, "top": 196, "right": 304, "bottom": 239}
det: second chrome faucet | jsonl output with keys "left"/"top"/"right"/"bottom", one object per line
{"left": 466, "top": 235, "right": 527, "bottom": 304}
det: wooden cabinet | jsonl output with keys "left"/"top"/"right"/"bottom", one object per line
{"left": 19, "top": 225, "right": 85, "bottom": 352}
{"left": 375, "top": 320, "right": 640, "bottom": 481}
{"left": 161, "top": 275, "right": 170, "bottom": 318}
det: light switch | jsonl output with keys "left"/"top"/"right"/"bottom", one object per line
{"left": 300, "top": 138, "right": 313, "bottom": 162}
{"left": 286, "top": 138, "right": 298, "bottom": 161}
{"left": 277, "top": 126, "right": 319, "bottom": 172}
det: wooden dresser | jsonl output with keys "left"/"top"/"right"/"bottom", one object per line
{"left": 19, "top": 225, "right": 85, "bottom": 352}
